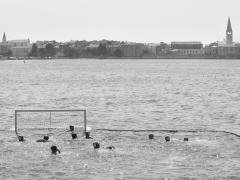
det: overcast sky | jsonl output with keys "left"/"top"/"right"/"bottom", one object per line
{"left": 1, "top": 0, "right": 239, "bottom": 44}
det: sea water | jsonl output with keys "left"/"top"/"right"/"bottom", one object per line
{"left": 0, "top": 59, "right": 240, "bottom": 179}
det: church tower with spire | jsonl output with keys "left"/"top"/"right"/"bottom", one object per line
{"left": 2, "top": 32, "right": 6, "bottom": 42}
{"left": 226, "top": 17, "right": 233, "bottom": 45}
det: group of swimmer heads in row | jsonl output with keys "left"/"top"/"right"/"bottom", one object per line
{"left": 148, "top": 134, "right": 189, "bottom": 142}
{"left": 17, "top": 126, "right": 189, "bottom": 155}
{"left": 17, "top": 125, "right": 114, "bottom": 155}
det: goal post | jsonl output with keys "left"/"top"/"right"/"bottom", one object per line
{"left": 14, "top": 109, "right": 87, "bottom": 135}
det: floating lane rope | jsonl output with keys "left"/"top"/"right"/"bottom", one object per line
{"left": 95, "top": 129, "right": 240, "bottom": 138}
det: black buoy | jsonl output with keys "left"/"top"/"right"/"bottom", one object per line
{"left": 149, "top": 134, "right": 154, "bottom": 140}
{"left": 18, "top": 136, "right": 24, "bottom": 142}
{"left": 184, "top": 137, "right": 189, "bottom": 141}
{"left": 85, "top": 132, "right": 92, "bottom": 139}
{"left": 93, "top": 142, "right": 100, "bottom": 149}
{"left": 44, "top": 136, "right": 49, "bottom": 141}
{"left": 72, "top": 133, "right": 77, "bottom": 139}
{"left": 69, "top": 125, "right": 74, "bottom": 132}
{"left": 165, "top": 136, "right": 170, "bottom": 142}
{"left": 106, "top": 146, "right": 115, "bottom": 150}
{"left": 51, "top": 145, "right": 61, "bottom": 155}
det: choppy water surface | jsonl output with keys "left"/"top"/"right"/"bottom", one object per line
{"left": 1, "top": 59, "right": 240, "bottom": 179}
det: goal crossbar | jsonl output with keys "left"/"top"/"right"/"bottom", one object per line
{"left": 15, "top": 109, "right": 87, "bottom": 135}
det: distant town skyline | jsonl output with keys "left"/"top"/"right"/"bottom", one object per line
{"left": 1, "top": 0, "right": 240, "bottom": 44}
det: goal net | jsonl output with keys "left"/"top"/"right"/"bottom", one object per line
{"left": 15, "top": 109, "right": 87, "bottom": 137}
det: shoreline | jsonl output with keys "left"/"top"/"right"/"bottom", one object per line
{"left": 1, "top": 55, "right": 240, "bottom": 61}
{"left": 1, "top": 57, "right": 240, "bottom": 60}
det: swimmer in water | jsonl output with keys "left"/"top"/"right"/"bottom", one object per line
{"left": 165, "top": 136, "right": 170, "bottom": 142}
{"left": 18, "top": 136, "right": 25, "bottom": 142}
{"left": 71, "top": 133, "right": 77, "bottom": 139}
{"left": 36, "top": 136, "right": 49, "bottom": 142}
{"left": 105, "top": 146, "right": 115, "bottom": 150}
{"left": 148, "top": 134, "right": 154, "bottom": 140}
{"left": 93, "top": 142, "right": 115, "bottom": 150}
{"left": 93, "top": 142, "right": 100, "bottom": 149}
{"left": 69, "top": 125, "right": 74, "bottom": 132}
{"left": 51, "top": 145, "right": 61, "bottom": 155}
{"left": 85, "top": 132, "right": 92, "bottom": 139}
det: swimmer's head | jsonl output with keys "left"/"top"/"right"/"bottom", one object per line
{"left": 93, "top": 142, "right": 100, "bottom": 149}
{"left": 72, "top": 133, "right": 77, "bottom": 139}
{"left": 18, "top": 136, "right": 24, "bottom": 142}
{"left": 44, "top": 136, "right": 49, "bottom": 141}
{"left": 106, "top": 146, "right": 115, "bottom": 150}
{"left": 85, "top": 132, "right": 91, "bottom": 139}
{"left": 149, "top": 134, "right": 154, "bottom": 140}
{"left": 165, "top": 136, "right": 170, "bottom": 142}
{"left": 51, "top": 145, "right": 60, "bottom": 155}
{"left": 69, "top": 125, "right": 74, "bottom": 132}
{"left": 184, "top": 137, "right": 189, "bottom": 141}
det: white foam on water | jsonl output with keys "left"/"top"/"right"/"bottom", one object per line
{"left": 10, "top": 127, "right": 15, "bottom": 131}
{"left": 189, "top": 138, "right": 217, "bottom": 146}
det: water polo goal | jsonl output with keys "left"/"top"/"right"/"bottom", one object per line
{"left": 14, "top": 109, "right": 87, "bottom": 136}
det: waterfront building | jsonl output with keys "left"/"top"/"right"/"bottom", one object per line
{"left": 2, "top": 32, "right": 6, "bottom": 42}
{"left": 204, "top": 42, "right": 218, "bottom": 58}
{"left": 171, "top": 41, "right": 204, "bottom": 57}
{"left": 85, "top": 43, "right": 99, "bottom": 50}
{"left": 156, "top": 42, "right": 169, "bottom": 56}
{"left": 55, "top": 44, "right": 65, "bottom": 58}
{"left": 226, "top": 17, "right": 233, "bottom": 45}
{"left": 83, "top": 43, "right": 99, "bottom": 57}
{"left": 120, "top": 43, "right": 145, "bottom": 57}
{"left": 144, "top": 43, "right": 157, "bottom": 57}
{"left": 216, "top": 18, "right": 240, "bottom": 58}
{"left": 0, "top": 33, "right": 11, "bottom": 56}
{"left": 10, "top": 39, "right": 31, "bottom": 57}
{"left": 0, "top": 33, "right": 31, "bottom": 58}
{"left": 217, "top": 42, "right": 240, "bottom": 58}
{"left": 107, "top": 44, "right": 121, "bottom": 56}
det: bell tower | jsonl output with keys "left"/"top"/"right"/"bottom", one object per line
{"left": 226, "top": 17, "right": 233, "bottom": 45}
{"left": 2, "top": 32, "right": 6, "bottom": 42}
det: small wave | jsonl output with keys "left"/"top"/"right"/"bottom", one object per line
{"left": 31, "top": 83, "right": 40, "bottom": 86}
{"left": 106, "top": 102, "right": 114, "bottom": 106}
{"left": 147, "top": 99, "right": 159, "bottom": 103}
{"left": 190, "top": 138, "right": 217, "bottom": 146}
